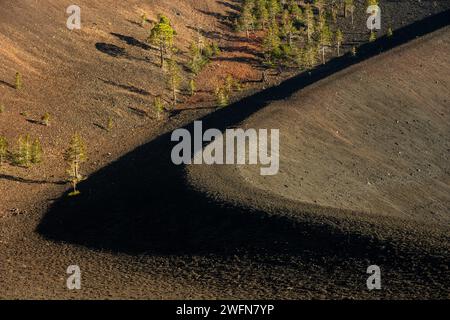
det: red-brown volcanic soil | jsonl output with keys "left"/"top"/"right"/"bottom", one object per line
{"left": 0, "top": 0, "right": 449, "bottom": 299}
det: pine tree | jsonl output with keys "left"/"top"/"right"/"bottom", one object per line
{"left": 330, "top": 0, "right": 339, "bottom": 23}
{"left": 0, "top": 136, "right": 8, "bottom": 165}
{"left": 15, "top": 72, "right": 22, "bottom": 90}
{"left": 188, "top": 41, "right": 205, "bottom": 75}
{"left": 225, "top": 74, "right": 235, "bottom": 93}
{"left": 41, "top": 112, "right": 51, "bottom": 126}
{"left": 30, "top": 138, "right": 42, "bottom": 164}
{"left": 166, "top": 59, "right": 182, "bottom": 106}
{"left": 107, "top": 116, "right": 114, "bottom": 131}
{"left": 387, "top": 27, "right": 393, "bottom": 37}
{"left": 255, "top": 0, "right": 269, "bottom": 29}
{"left": 16, "top": 135, "right": 32, "bottom": 167}
{"left": 64, "top": 133, "right": 87, "bottom": 196}
{"left": 289, "top": 0, "right": 303, "bottom": 23}
{"left": 281, "top": 10, "right": 296, "bottom": 47}
{"left": 189, "top": 79, "right": 196, "bottom": 96}
{"left": 267, "top": 0, "right": 281, "bottom": 22}
{"left": 344, "top": 0, "right": 355, "bottom": 24}
{"left": 302, "top": 45, "right": 318, "bottom": 69}
{"left": 335, "top": 29, "right": 344, "bottom": 56}
{"left": 238, "top": 0, "right": 255, "bottom": 38}
{"left": 154, "top": 96, "right": 165, "bottom": 119}
{"left": 148, "top": 15, "right": 176, "bottom": 68}
{"left": 319, "top": 23, "right": 332, "bottom": 64}
{"left": 314, "top": 0, "right": 325, "bottom": 15}
{"left": 305, "top": 4, "right": 315, "bottom": 43}
{"left": 141, "top": 13, "right": 148, "bottom": 27}
{"left": 262, "top": 24, "right": 282, "bottom": 65}
{"left": 215, "top": 86, "right": 229, "bottom": 107}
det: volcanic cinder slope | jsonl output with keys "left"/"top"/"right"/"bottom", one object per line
{"left": 191, "top": 26, "right": 450, "bottom": 226}
{"left": 186, "top": 25, "right": 450, "bottom": 299}
{"left": 0, "top": 0, "right": 449, "bottom": 299}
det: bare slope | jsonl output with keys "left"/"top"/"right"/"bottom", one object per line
{"left": 189, "top": 27, "right": 450, "bottom": 227}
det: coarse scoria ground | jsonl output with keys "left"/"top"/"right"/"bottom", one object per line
{"left": 0, "top": 0, "right": 449, "bottom": 299}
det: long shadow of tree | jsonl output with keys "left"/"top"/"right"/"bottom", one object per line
{"left": 37, "top": 11, "right": 449, "bottom": 268}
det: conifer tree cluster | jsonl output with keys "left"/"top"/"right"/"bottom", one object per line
{"left": 215, "top": 74, "right": 242, "bottom": 107}
{"left": 188, "top": 37, "right": 220, "bottom": 75}
{"left": 13, "top": 135, "right": 42, "bottom": 167}
{"left": 234, "top": 0, "right": 354, "bottom": 70}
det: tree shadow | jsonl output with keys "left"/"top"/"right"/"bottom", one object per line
{"left": 213, "top": 55, "right": 261, "bottom": 65}
{"left": 95, "top": 43, "right": 127, "bottom": 58}
{"left": 37, "top": 10, "right": 450, "bottom": 261}
{"left": 128, "top": 106, "right": 148, "bottom": 118}
{"left": 0, "top": 80, "right": 15, "bottom": 89}
{"left": 217, "top": 0, "right": 241, "bottom": 13}
{"left": 110, "top": 33, "right": 151, "bottom": 50}
{"left": 100, "top": 78, "right": 151, "bottom": 96}
{"left": 0, "top": 174, "right": 65, "bottom": 185}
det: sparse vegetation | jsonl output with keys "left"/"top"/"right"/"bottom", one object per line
{"left": 154, "top": 96, "right": 165, "bottom": 119}
{"left": 215, "top": 85, "right": 229, "bottom": 107}
{"left": 15, "top": 135, "right": 32, "bottom": 167}
{"left": 189, "top": 79, "right": 196, "bottom": 96}
{"left": 387, "top": 27, "right": 393, "bottom": 37}
{"left": 0, "top": 104, "right": 4, "bottom": 114}
{"left": 107, "top": 116, "right": 114, "bottom": 131}
{"left": 41, "top": 112, "right": 51, "bottom": 126}
{"left": 335, "top": 29, "right": 344, "bottom": 56}
{"left": 187, "top": 39, "right": 220, "bottom": 75}
{"left": 64, "top": 133, "right": 87, "bottom": 196}
{"left": 166, "top": 59, "right": 182, "bottom": 106}
{"left": 0, "top": 136, "right": 8, "bottom": 165}
{"left": 141, "top": 13, "right": 148, "bottom": 27}
{"left": 30, "top": 138, "right": 42, "bottom": 164}
{"left": 15, "top": 72, "right": 22, "bottom": 90}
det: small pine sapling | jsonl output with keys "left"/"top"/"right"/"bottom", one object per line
{"left": 64, "top": 133, "right": 87, "bottom": 196}
{"left": 166, "top": 59, "right": 182, "bottom": 106}
{"left": 369, "top": 30, "right": 377, "bottom": 42}
{"left": 335, "top": 29, "right": 344, "bottom": 56}
{"left": 0, "top": 136, "right": 8, "bottom": 165}
{"left": 41, "top": 112, "right": 51, "bottom": 126}
{"left": 30, "top": 138, "right": 42, "bottom": 164}
{"left": 16, "top": 135, "right": 32, "bottom": 167}
{"left": 107, "top": 116, "right": 114, "bottom": 131}
{"left": 215, "top": 86, "right": 229, "bottom": 107}
{"left": 189, "top": 79, "right": 196, "bottom": 96}
{"left": 0, "top": 104, "right": 4, "bottom": 114}
{"left": 141, "top": 13, "right": 148, "bottom": 27}
{"left": 154, "top": 96, "right": 165, "bottom": 119}
{"left": 15, "top": 72, "right": 22, "bottom": 90}
{"left": 387, "top": 27, "right": 393, "bottom": 37}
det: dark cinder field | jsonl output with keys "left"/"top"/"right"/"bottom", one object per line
{"left": 0, "top": 0, "right": 449, "bottom": 299}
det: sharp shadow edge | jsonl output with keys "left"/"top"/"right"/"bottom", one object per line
{"left": 37, "top": 11, "right": 450, "bottom": 268}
